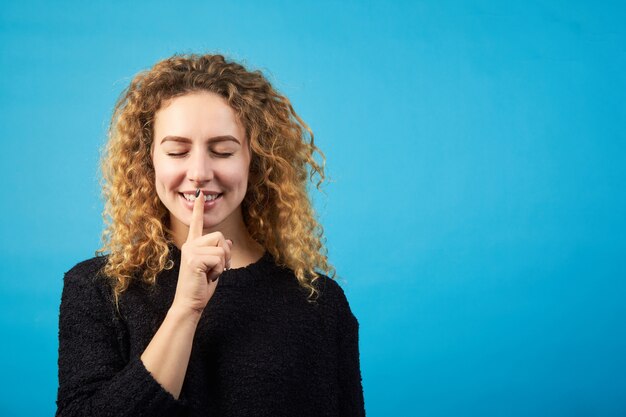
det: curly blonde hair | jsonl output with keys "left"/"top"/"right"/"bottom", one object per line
{"left": 99, "top": 53, "right": 333, "bottom": 302}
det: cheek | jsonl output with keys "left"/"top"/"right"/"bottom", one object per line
{"left": 153, "top": 157, "right": 183, "bottom": 188}
{"left": 223, "top": 160, "right": 250, "bottom": 187}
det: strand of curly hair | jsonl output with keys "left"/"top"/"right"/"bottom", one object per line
{"left": 98, "top": 54, "right": 334, "bottom": 304}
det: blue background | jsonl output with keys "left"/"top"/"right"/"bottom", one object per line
{"left": 1, "top": 1, "right": 625, "bottom": 416}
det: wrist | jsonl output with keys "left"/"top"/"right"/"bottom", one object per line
{"left": 168, "top": 301, "right": 203, "bottom": 325}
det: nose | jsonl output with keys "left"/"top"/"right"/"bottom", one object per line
{"left": 187, "top": 150, "right": 213, "bottom": 184}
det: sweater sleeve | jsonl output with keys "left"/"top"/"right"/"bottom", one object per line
{"left": 335, "top": 285, "right": 366, "bottom": 417}
{"left": 56, "top": 260, "right": 187, "bottom": 417}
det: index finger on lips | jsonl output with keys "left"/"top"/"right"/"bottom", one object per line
{"left": 186, "top": 189, "right": 204, "bottom": 243}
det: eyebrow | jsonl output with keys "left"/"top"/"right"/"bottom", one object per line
{"left": 160, "top": 135, "right": 241, "bottom": 145}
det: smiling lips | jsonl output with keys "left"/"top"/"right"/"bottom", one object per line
{"left": 180, "top": 192, "right": 222, "bottom": 202}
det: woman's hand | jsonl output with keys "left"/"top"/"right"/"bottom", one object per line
{"left": 171, "top": 191, "right": 232, "bottom": 315}
{"left": 141, "top": 191, "right": 230, "bottom": 398}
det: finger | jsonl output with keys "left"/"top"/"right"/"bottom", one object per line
{"left": 191, "top": 246, "right": 226, "bottom": 260}
{"left": 191, "top": 253, "right": 222, "bottom": 276}
{"left": 191, "top": 231, "right": 231, "bottom": 270}
{"left": 215, "top": 236, "right": 231, "bottom": 270}
{"left": 225, "top": 239, "right": 233, "bottom": 269}
{"left": 186, "top": 190, "right": 204, "bottom": 242}
{"left": 199, "top": 236, "right": 231, "bottom": 270}
{"left": 203, "top": 256, "right": 226, "bottom": 282}
{"left": 194, "top": 231, "right": 227, "bottom": 247}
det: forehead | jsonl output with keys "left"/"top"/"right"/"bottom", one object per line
{"left": 153, "top": 91, "right": 245, "bottom": 142}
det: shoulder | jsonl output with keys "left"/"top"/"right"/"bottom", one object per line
{"left": 314, "top": 274, "right": 348, "bottom": 303}
{"left": 65, "top": 255, "right": 108, "bottom": 279}
{"left": 59, "top": 256, "right": 121, "bottom": 344}
{"left": 62, "top": 255, "right": 113, "bottom": 307}
{"left": 314, "top": 274, "right": 358, "bottom": 321}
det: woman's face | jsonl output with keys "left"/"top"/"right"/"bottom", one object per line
{"left": 152, "top": 91, "right": 251, "bottom": 240}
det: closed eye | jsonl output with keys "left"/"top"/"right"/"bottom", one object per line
{"left": 165, "top": 150, "right": 233, "bottom": 157}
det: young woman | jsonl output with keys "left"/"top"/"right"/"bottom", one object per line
{"left": 56, "top": 54, "right": 365, "bottom": 417}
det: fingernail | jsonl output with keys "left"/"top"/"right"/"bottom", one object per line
{"left": 195, "top": 188, "right": 200, "bottom": 198}
{"left": 226, "top": 239, "right": 234, "bottom": 246}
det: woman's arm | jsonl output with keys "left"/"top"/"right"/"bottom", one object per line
{"left": 140, "top": 191, "right": 229, "bottom": 398}
{"left": 56, "top": 262, "right": 186, "bottom": 417}
{"left": 139, "top": 304, "right": 201, "bottom": 399}
{"left": 336, "top": 287, "right": 367, "bottom": 417}
{"left": 57, "top": 194, "right": 230, "bottom": 415}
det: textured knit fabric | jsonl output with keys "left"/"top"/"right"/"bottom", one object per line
{"left": 56, "top": 247, "right": 366, "bottom": 417}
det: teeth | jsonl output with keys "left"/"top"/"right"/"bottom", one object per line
{"left": 182, "top": 193, "right": 220, "bottom": 202}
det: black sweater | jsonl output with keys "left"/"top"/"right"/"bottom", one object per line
{"left": 56, "top": 248, "right": 366, "bottom": 417}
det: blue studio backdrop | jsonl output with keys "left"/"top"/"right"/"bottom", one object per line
{"left": 1, "top": 1, "right": 625, "bottom": 416}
